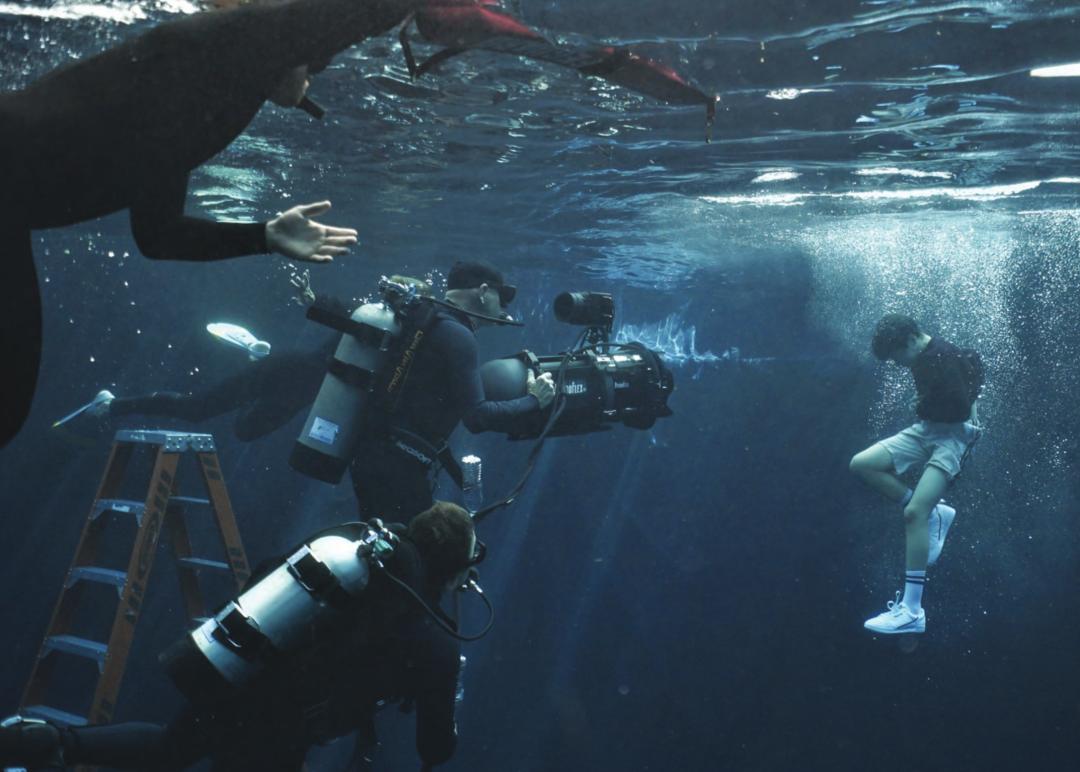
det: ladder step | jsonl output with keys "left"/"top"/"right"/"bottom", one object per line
{"left": 170, "top": 496, "right": 211, "bottom": 506}
{"left": 92, "top": 498, "right": 145, "bottom": 524}
{"left": 114, "top": 430, "right": 216, "bottom": 453}
{"left": 177, "top": 557, "right": 231, "bottom": 573}
{"left": 44, "top": 636, "right": 108, "bottom": 670}
{"left": 66, "top": 567, "right": 127, "bottom": 590}
{"left": 21, "top": 705, "right": 88, "bottom": 727}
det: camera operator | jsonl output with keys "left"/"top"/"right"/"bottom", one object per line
{"left": 0, "top": 502, "right": 480, "bottom": 772}
{"left": 304, "top": 260, "right": 555, "bottom": 521}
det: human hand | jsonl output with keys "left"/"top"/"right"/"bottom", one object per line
{"left": 526, "top": 370, "right": 556, "bottom": 409}
{"left": 265, "top": 201, "right": 358, "bottom": 263}
{"left": 289, "top": 268, "right": 317, "bottom": 306}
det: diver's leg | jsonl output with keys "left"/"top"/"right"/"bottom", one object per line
{"left": 903, "top": 465, "right": 950, "bottom": 572}
{"left": 110, "top": 367, "right": 256, "bottom": 424}
{"left": 61, "top": 722, "right": 178, "bottom": 769}
{"left": 895, "top": 464, "right": 950, "bottom": 617}
{"left": 2, "top": 225, "right": 40, "bottom": 446}
{"left": 849, "top": 443, "right": 909, "bottom": 502}
{"left": 0, "top": 719, "right": 177, "bottom": 770}
{"left": 232, "top": 350, "right": 322, "bottom": 441}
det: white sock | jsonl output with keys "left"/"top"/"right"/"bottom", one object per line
{"left": 903, "top": 570, "right": 926, "bottom": 614}
{"left": 900, "top": 488, "right": 914, "bottom": 508}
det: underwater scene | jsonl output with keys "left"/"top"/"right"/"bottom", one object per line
{"left": 1, "top": 1, "right": 1079, "bottom": 770}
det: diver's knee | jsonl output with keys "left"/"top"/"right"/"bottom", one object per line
{"left": 903, "top": 504, "right": 929, "bottom": 524}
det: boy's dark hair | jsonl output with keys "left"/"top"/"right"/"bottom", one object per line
{"left": 871, "top": 314, "right": 921, "bottom": 360}
{"left": 406, "top": 501, "right": 475, "bottom": 585}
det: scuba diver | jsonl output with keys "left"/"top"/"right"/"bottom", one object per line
{"left": 69, "top": 274, "right": 431, "bottom": 443}
{"left": 298, "top": 260, "right": 556, "bottom": 521}
{"left": 1, "top": 0, "right": 426, "bottom": 447}
{"left": 0, "top": 501, "right": 479, "bottom": 771}
{"left": 850, "top": 314, "right": 984, "bottom": 634}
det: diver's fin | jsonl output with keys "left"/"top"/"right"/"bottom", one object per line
{"left": 52, "top": 390, "right": 114, "bottom": 428}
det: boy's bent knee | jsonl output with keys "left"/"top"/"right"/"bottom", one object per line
{"left": 849, "top": 452, "right": 875, "bottom": 476}
{"left": 903, "top": 504, "right": 930, "bottom": 523}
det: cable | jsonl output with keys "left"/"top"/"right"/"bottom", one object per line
{"left": 379, "top": 567, "right": 495, "bottom": 642}
{"left": 473, "top": 343, "right": 576, "bottom": 523}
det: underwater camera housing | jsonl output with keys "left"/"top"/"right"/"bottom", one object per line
{"left": 480, "top": 292, "right": 674, "bottom": 439}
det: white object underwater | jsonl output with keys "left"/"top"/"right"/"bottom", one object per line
{"left": 1030, "top": 63, "right": 1080, "bottom": 78}
{"left": 206, "top": 323, "right": 271, "bottom": 360}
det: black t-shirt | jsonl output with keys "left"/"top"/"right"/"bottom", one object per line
{"left": 911, "top": 337, "right": 985, "bottom": 423}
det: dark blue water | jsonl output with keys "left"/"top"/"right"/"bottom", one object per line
{"left": 2, "top": 1, "right": 1079, "bottom": 770}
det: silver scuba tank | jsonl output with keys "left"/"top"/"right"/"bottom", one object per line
{"left": 290, "top": 302, "right": 403, "bottom": 483}
{"left": 177, "top": 524, "right": 396, "bottom": 690}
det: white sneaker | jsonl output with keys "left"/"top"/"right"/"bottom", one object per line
{"left": 864, "top": 592, "right": 926, "bottom": 634}
{"left": 927, "top": 502, "right": 956, "bottom": 567}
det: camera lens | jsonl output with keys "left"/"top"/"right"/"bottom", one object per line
{"left": 553, "top": 292, "right": 614, "bottom": 328}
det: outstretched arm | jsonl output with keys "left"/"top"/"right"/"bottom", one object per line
{"left": 130, "top": 176, "right": 356, "bottom": 263}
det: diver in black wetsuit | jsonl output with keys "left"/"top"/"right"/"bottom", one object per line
{"left": 101, "top": 342, "right": 335, "bottom": 442}
{"left": 342, "top": 261, "right": 556, "bottom": 521}
{"left": 83, "top": 274, "right": 416, "bottom": 441}
{"left": 0, "top": 501, "right": 476, "bottom": 772}
{"left": 0, "top": 0, "right": 422, "bottom": 446}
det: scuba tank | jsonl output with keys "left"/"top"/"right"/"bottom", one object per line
{"left": 289, "top": 298, "right": 404, "bottom": 484}
{"left": 290, "top": 277, "right": 524, "bottom": 485}
{"left": 161, "top": 521, "right": 398, "bottom": 700}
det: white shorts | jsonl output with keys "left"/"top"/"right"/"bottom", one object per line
{"left": 877, "top": 421, "right": 982, "bottom": 480}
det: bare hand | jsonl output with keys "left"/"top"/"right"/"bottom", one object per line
{"left": 265, "top": 201, "right": 358, "bottom": 263}
{"left": 527, "top": 370, "right": 556, "bottom": 410}
{"left": 289, "top": 268, "right": 317, "bottom": 306}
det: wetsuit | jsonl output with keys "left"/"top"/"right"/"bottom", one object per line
{"left": 19, "top": 538, "right": 459, "bottom": 771}
{"left": 0, "top": 0, "right": 421, "bottom": 446}
{"left": 911, "top": 337, "right": 984, "bottom": 423}
{"left": 108, "top": 338, "right": 337, "bottom": 441}
{"left": 350, "top": 305, "right": 539, "bottom": 520}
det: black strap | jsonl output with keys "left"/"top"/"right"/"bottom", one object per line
{"left": 211, "top": 602, "right": 272, "bottom": 661}
{"left": 305, "top": 301, "right": 368, "bottom": 338}
{"left": 388, "top": 427, "right": 465, "bottom": 490}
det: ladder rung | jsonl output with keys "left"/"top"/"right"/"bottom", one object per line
{"left": 92, "top": 499, "right": 145, "bottom": 524}
{"left": 66, "top": 567, "right": 127, "bottom": 590}
{"left": 170, "top": 496, "right": 211, "bottom": 506}
{"left": 21, "top": 705, "right": 88, "bottom": 727}
{"left": 113, "top": 430, "right": 216, "bottom": 453}
{"left": 177, "top": 557, "right": 230, "bottom": 573}
{"left": 44, "top": 635, "right": 108, "bottom": 670}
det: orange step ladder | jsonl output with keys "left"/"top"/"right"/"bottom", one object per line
{"left": 18, "top": 430, "right": 251, "bottom": 729}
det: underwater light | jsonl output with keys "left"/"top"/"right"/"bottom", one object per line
{"left": 1030, "top": 63, "right": 1080, "bottom": 78}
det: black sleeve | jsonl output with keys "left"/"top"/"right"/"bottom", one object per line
{"left": 221, "top": 0, "right": 423, "bottom": 73}
{"left": 313, "top": 294, "right": 357, "bottom": 319}
{"left": 437, "top": 321, "right": 540, "bottom": 433}
{"left": 129, "top": 173, "right": 268, "bottom": 262}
